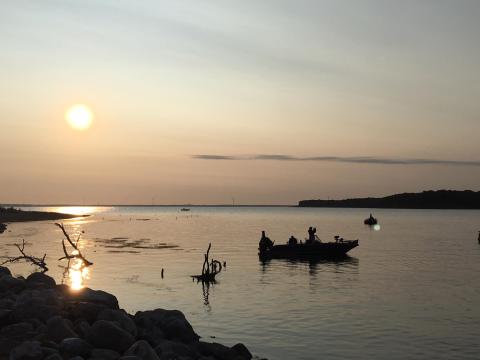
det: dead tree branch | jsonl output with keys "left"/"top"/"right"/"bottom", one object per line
{"left": 55, "top": 223, "right": 93, "bottom": 266}
{"left": 0, "top": 239, "right": 48, "bottom": 272}
{"left": 192, "top": 243, "right": 223, "bottom": 283}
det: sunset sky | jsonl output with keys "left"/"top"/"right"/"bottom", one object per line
{"left": 1, "top": 0, "right": 480, "bottom": 205}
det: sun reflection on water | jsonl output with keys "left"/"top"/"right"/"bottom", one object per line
{"left": 68, "top": 258, "right": 90, "bottom": 290}
{"left": 52, "top": 206, "right": 107, "bottom": 216}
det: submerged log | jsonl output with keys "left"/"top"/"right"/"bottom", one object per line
{"left": 191, "top": 243, "right": 223, "bottom": 283}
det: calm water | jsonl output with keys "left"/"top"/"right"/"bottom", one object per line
{"left": 1, "top": 207, "right": 480, "bottom": 360}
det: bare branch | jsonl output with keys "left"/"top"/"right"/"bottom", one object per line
{"left": 0, "top": 239, "right": 48, "bottom": 272}
{"left": 55, "top": 223, "right": 93, "bottom": 266}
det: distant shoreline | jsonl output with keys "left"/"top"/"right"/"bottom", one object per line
{"left": 0, "top": 207, "right": 86, "bottom": 233}
{"left": 299, "top": 190, "right": 480, "bottom": 209}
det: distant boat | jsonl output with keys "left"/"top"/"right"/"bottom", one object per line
{"left": 364, "top": 214, "right": 378, "bottom": 225}
{"left": 258, "top": 236, "right": 359, "bottom": 260}
{"left": 181, "top": 208, "right": 190, "bottom": 212}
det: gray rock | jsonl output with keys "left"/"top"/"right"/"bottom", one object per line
{"left": 44, "top": 354, "right": 63, "bottom": 360}
{"left": 0, "top": 266, "right": 11, "bottom": 277}
{"left": 124, "top": 340, "right": 160, "bottom": 360}
{"left": 69, "top": 357, "right": 85, "bottom": 360}
{"left": 13, "top": 289, "right": 62, "bottom": 322}
{"left": 118, "top": 357, "right": 141, "bottom": 360}
{"left": 9, "top": 340, "right": 43, "bottom": 360}
{"left": 61, "top": 287, "right": 119, "bottom": 309}
{"left": 26, "top": 272, "right": 56, "bottom": 289}
{"left": 98, "top": 309, "right": 137, "bottom": 337}
{"left": 0, "top": 309, "right": 12, "bottom": 327}
{"left": 40, "top": 346, "right": 59, "bottom": 357}
{"left": 191, "top": 342, "right": 243, "bottom": 360}
{"left": 134, "top": 309, "right": 199, "bottom": 345}
{"left": 66, "top": 302, "right": 109, "bottom": 323}
{"left": 0, "top": 275, "right": 25, "bottom": 293}
{"left": 88, "top": 320, "right": 134, "bottom": 353}
{"left": 231, "top": 343, "right": 252, "bottom": 360}
{"left": 1, "top": 322, "right": 34, "bottom": 337}
{"left": 46, "top": 316, "right": 78, "bottom": 343}
{"left": 73, "top": 320, "right": 91, "bottom": 339}
{"left": 154, "top": 339, "right": 196, "bottom": 359}
{"left": 60, "top": 337, "right": 93, "bottom": 358}
{"left": 90, "top": 348, "right": 121, "bottom": 360}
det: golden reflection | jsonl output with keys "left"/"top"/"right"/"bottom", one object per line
{"left": 52, "top": 206, "right": 105, "bottom": 216}
{"left": 68, "top": 258, "right": 90, "bottom": 291}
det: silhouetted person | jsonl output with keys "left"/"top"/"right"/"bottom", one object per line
{"left": 307, "top": 227, "right": 314, "bottom": 243}
{"left": 288, "top": 235, "right": 298, "bottom": 246}
{"left": 478, "top": 231, "right": 480, "bottom": 244}
{"left": 259, "top": 231, "right": 274, "bottom": 253}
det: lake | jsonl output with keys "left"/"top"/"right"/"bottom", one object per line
{"left": 2, "top": 206, "right": 480, "bottom": 360}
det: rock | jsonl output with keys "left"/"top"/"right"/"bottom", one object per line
{"left": 124, "top": 340, "right": 160, "bottom": 360}
{"left": 154, "top": 339, "right": 196, "bottom": 359}
{"left": 90, "top": 348, "right": 121, "bottom": 360}
{"left": 46, "top": 316, "right": 78, "bottom": 343}
{"left": 0, "top": 275, "right": 25, "bottom": 293}
{"left": 44, "top": 354, "right": 63, "bottom": 360}
{"left": 0, "top": 308, "right": 13, "bottom": 327}
{"left": 26, "top": 272, "right": 56, "bottom": 289}
{"left": 98, "top": 309, "right": 137, "bottom": 337}
{"left": 1, "top": 322, "right": 34, "bottom": 336}
{"left": 59, "top": 337, "right": 93, "bottom": 358}
{"left": 69, "top": 357, "right": 85, "bottom": 360}
{"left": 13, "top": 289, "right": 62, "bottom": 322}
{"left": 231, "top": 343, "right": 252, "bottom": 360}
{"left": 191, "top": 342, "right": 245, "bottom": 360}
{"left": 9, "top": 340, "right": 43, "bottom": 360}
{"left": 66, "top": 301, "right": 109, "bottom": 323}
{"left": 87, "top": 320, "right": 134, "bottom": 353}
{"left": 61, "top": 287, "right": 119, "bottom": 310}
{"left": 73, "top": 320, "right": 91, "bottom": 339}
{"left": 40, "top": 346, "right": 59, "bottom": 357}
{"left": 134, "top": 309, "right": 199, "bottom": 345}
{"left": 118, "top": 357, "right": 141, "bottom": 360}
{"left": 0, "top": 266, "right": 11, "bottom": 277}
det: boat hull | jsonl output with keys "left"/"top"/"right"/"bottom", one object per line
{"left": 259, "top": 240, "right": 359, "bottom": 260}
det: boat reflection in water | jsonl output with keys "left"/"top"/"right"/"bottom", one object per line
{"left": 260, "top": 255, "right": 359, "bottom": 275}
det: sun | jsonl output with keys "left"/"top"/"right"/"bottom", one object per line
{"left": 66, "top": 104, "right": 93, "bottom": 130}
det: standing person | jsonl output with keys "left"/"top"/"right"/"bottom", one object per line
{"left": 478, "top": 231, "right": 480, "bottom": 244}
{"left": 259, "top": 231, "right": 273, "bottom": 253}
{"left": 307, "top": 227, "right": 315, "bottom": 243}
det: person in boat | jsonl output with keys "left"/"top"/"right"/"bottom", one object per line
{"left": 259, "top": 231, "right": 274, "bottom": 252}
{"left": 288, "top": 235, "right": 298, "bottom": 246}
{"left": 307, "top": 227, "right": 315, "bottom": 244}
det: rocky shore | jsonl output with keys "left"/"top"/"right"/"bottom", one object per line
{"left": 0, "top": 267, "right": 252, "bottom": 360}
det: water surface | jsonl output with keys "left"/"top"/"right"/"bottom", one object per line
{"left": 1, "top": 207, "right": 480, "bottom": 360}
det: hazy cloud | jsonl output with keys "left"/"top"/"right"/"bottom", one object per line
{"left": 192, "top": 154, "right": 480, "bottom": 167}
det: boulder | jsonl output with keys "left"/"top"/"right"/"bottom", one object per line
{"left": 154, "top": 339, "right": 196, "bottom": 359}
{"left": 98, "top": 309, "right": 137, "bottom": 337}
{"left": 118, "top": 357, "right": 142, "bottom": 360}
{"left": 0, "top": 308, "right": 13, "bottom": 327}
{"left": 190, "top": 341, "right": 251, "bottom": 360}
{"left": 13, "top": 289, "right": 62, "bottom": 322}
{"left": 124, "top": 340, "right": 160, "bottom": 360}
{"left": 44, "top": 354, "right": 63, "bottom": 360}
{"left": 9, "top": 340, "right": 43, "bottom": 360}
{"left": 46, "top": 316, "right": 78, "bottom": 343}
{"left": 90, "top": 348, "right": 121, "bottom": 360}
{"left": 231, "top": 343, "right": 252, "bottom": 360}
{"left": 59, "top": 337, "right": 93, "bottom": 358}
{"left": 134, "top": 309, "right": 199, "bottom": 345}
{"left": 62, "top": 287, "right": 119, "bottom": 309}
{"left": 0, "top": 275, "right": 25, "bottom": 293}
{"left": 87, "top": 320, "right": 135, "bottom": 353}
{"left": 73, "top": 320, "right": 91, "bottom": 339}
{"left": 0, "top": 266, "right": 11, "bottom": 277}
{"left": 65, "top": 301, "right": 109, "bottom": 323}
{"left": 26, "top": 272, "right": 56, "bottom": 289}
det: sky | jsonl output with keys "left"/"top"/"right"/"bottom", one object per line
{"left": 1, "top": 0, "right": 480, "bottom": 205}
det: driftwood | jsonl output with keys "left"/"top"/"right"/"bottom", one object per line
{"left": 0, "top": 239, "right": 48, "bottom": 272}
{"left": 191, "top": 243, "right": 223, "bottom": 283}
{"left": 55, "top": 223, "right": 93, "bottom": 266}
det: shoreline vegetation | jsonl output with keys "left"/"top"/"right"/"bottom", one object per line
{"left": 0, "top": 207, "right": 84, "bottom": 234}
{"left": 298, "top": 190, "right": 480, "bottom": 209}
{"left": 0, "top": 267, "right": 253, "bottom": 360}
